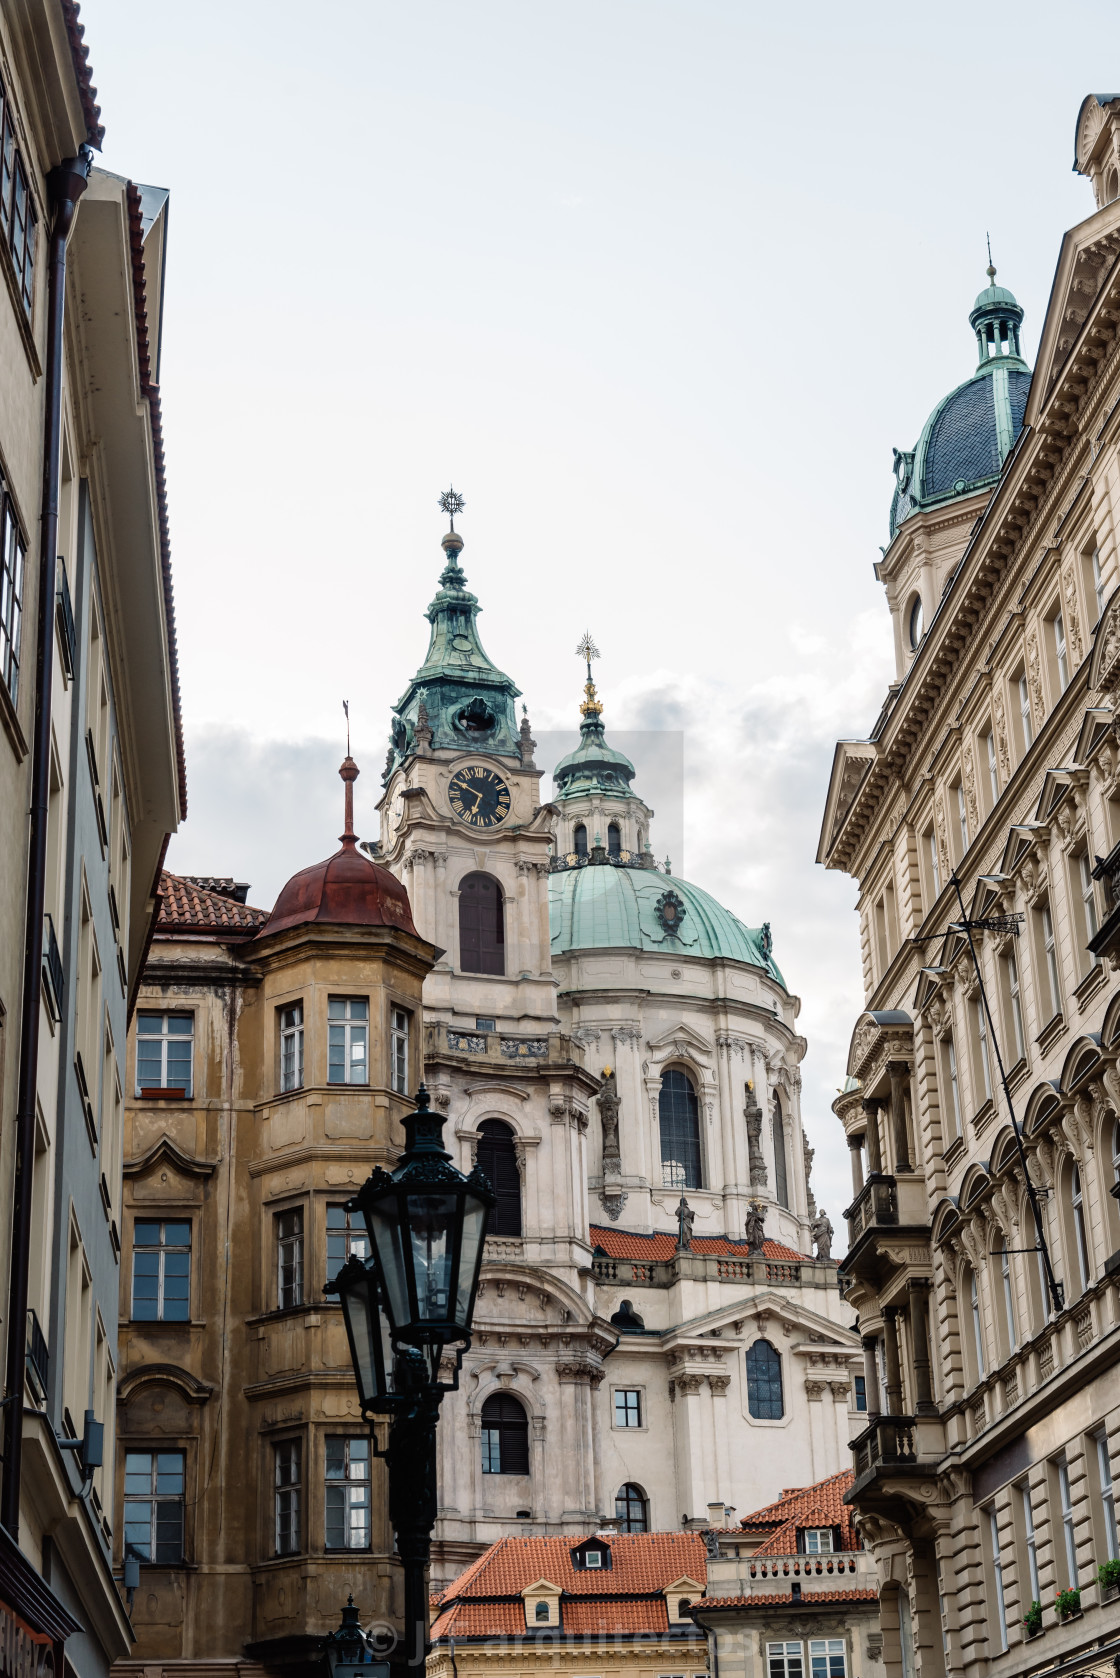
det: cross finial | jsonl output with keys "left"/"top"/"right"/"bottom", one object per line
{"left": 576, "top": 630, "right": 600, "bottom": 681}
{"left": 439, "top": 485, "right": 465, "bottom": 531}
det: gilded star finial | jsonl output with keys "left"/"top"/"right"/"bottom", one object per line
{"left": 439, "top": 486, "right": 465, "bottom": 531}
{"left": 575, "top": 631, "right": 603, "bottom": 718}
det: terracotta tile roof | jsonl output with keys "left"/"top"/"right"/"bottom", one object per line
{"left": 590, "top": 1226, "right": 809, "bottom": 1264}
{"left": 696, "top": 1590, "right": 879, "bottom": 1609}
{"left": 60, "top": 0, "right": 104, "bottom": 148}
{"left": 430, "top": 1602, "right": 526, "bottom": 1639}
{"left": 738, "top": 1470, "right": 859, "bottom": 1553}
{"left": 446, "top": 1531, "right": 708, "bottom": 1599}
{"left": 562, "top": 1599, "right": 673, "bottom": 1635}
{"left": 156, "top": 871, "right": 268, "bottom": 936}
{"left": 125, "top": 182, "right": 186, "bottom": 820}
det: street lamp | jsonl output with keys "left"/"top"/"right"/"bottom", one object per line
{"left": 329, "top": 1085, "right": 494, "bottom": 1676}
{"left": 324, "top": 1595, "right": 390, "bottom": 1678}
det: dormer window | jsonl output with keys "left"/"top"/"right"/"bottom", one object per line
{"left": 803, "top": 1528, "right": 834, "bottom": 1554}
{"left": 571, "top": 1537, "right": 612, "bottom": 1570}
{"left": 535, "top": 1601, "right": 549, "bottom": 1622}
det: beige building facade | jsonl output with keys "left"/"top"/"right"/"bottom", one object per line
{"left": 0, "top": 9, "right": 182, "bottom": 1678}
{"left": 112, "top": 796, "right": 439, "bottom": 1675}
{"left": 818, "top": 92, "right": 1120, "bottom": 1678}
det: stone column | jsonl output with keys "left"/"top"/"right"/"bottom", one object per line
{"left": 888, "top": 1061, "right": 912, "bottom": 1172}
{"left": 862, "top": 1098, "right": 884, "bottom": 1174}
{"left": 909, "top": 1279, "right": 936, "bottom": 1414}
{"left": 848, "top": 1133, "right": 865, "bottom": 1197}
{"left": 709, "top": 1373, "right": 732, "bottom": 1506}
{"left": 862, "top": 1335, "right": 881, "bottom": 1420}
{"left": 882, "top": 1307, "right": 905, "bottom": 1416}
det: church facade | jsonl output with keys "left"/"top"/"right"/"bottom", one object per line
{"left": 376, "top": 518, "right": 860, "bottom": 1585}
{"left": 110, "top": 513, "right": 860, "bottom": 1678}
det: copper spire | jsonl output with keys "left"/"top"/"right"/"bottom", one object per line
{"left": 339, "top": 756, "right": 359, "bottom": 848}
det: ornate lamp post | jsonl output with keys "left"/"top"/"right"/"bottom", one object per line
{"left": 327, "top": 1086, "right": 494, "bottom": 1674}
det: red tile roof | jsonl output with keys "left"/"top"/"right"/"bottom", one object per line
{"left": 590, "top": 1226, "right": 809, "bottom": 1264}
{"left": 738, "top": 1470, "right": 859, "bottom": 1553}
{"left": 447, "top": 1531, "right": 708, "bottom": 1598}
{"left": 157, "top": 871, "right": 268, "bottom": 936}
{"left": 696, "top": 1590, "right": 879, "bottom": 1609}
{"left": 125, "top": 182, "right": 186, "bottom": 821}
{"left": 60, "top": 0, "right": 104, "bottom": 148}
{"left": 432, "top": 1532, "right": 709, "bottom": 1643}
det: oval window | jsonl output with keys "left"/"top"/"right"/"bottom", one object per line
{"left": 908, "top": 595, "right": 924, "bottom": 649}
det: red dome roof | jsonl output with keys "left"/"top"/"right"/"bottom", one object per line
{"left": 255, "top": 757, "right": 418, "bottom": 941}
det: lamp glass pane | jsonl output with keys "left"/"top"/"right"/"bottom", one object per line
{"left": 406, "top": 1193, "right": 456, "bottom": 1326}
{"left": 455, "top": 1195, "right": 490, "bottom": 1328}
{"left": 367, "top": 1197, "right": 411, "bottom": 1331}
{"left": 338, "top": 1263, "right": 379, "bottom": 1407}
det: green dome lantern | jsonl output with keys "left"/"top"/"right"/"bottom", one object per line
{"left": 889, "top": 266, "right": 1032, "bottom": 541}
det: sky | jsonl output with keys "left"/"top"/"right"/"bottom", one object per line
{"left": 82, "top": 0, "right": 1112, "bottom": 1227}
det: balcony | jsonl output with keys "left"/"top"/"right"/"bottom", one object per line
{"left": 850, "top": 1413, "right": 945, "bottom": 1494}
{"left": 842, "top": 1173, "right": 930, "bottom": 1284}
{"left": 705, "top": 1546, "right": 879, "bottom": 1601}
{"left": 846, "top": 1175, "right": 898, "bottom": 1241}
{"left": 425, "top": 1021, "right": 586, "bottom": 1067}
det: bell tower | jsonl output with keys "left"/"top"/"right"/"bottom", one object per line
{"left": 377, "top": 501, "right": 558, "bottom": 1030}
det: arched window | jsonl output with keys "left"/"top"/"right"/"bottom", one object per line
{"left": 477, "top": 1120, "right": 521, "bottom": 1237}
{"left": 459, "top": 873, "right": 504, "bottom": 975}
{"left": 480, "top": 1394, "right": 529, "bottom": 1474}
{"left": 1108, "top": 167, "right": 1119, "bottom": 205}
{"left": 772, "top": 1094, "right": 789, "bottom": 1208}
{"left": 615, "top": 1483, "right": 648, "bottom": 1532}
{"left": 746, "top": 1339, "right": 783, "bottom": 1419}
{"left": 574, "top": 824, "right": 588, "bottom": 858}
{"left": 994, "top": 1241, "right": 1017, "bottom": 1358}
{"left": 607, "top": 822, "right": 621, "bottom": 858}
{"left": 1071, "top": 1162, "right": 1092, "bottom": 1294}
{"left": 966, "top": 1268, "right": 985, "bottom": 1383}
{"left": 659, "top": 1069, "right": 702, "bottom": 1189}
{"left": 534, "top": 1601, "right": 549, "bottom": 1622}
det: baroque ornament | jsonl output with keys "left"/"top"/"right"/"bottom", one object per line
{"left": 654, "top": 888, "right": 688, "bottom": 938}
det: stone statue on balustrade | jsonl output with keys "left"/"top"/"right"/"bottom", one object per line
{"left": 810, "top": 1208, "right": 834, "bottom": 1261}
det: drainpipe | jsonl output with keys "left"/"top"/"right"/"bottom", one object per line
{"left": 2, "top": 147, "right": 92, "bottom": 1537}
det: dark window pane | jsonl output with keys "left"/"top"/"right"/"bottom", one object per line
{"left": 459, "top": 873, "right": 504, "bottom": 975}
{"left": 479, "top": 1393, "right": 528, "bottom": 1473}
{"left": 772, "top": 1096, "right": 789, "bottom": 1208}
{"left": 615, "top": 1482, "right": 648, "bottom": 1532}
{"left": 746, "top": 1339, "right": 784, "bottom": 1419}
{"left": 607, "top": 823, "right": 621, "bottom": 858}
{"left": 659, "top": 1069, "right": 702, "bottom": 1189}
{"left": 477, "top": 1120, "right": 521, "bottom": 1236}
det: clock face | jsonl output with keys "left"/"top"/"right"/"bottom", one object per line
{"left": 448, "top": 765, "right": 512, "bottom": 829}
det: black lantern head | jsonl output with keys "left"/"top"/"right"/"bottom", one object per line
{"left": 325, "top": 1256, "right": 464, "bottom": 1416}
{"left": 324, "top": 1595, "right": 390, "bottom": 1678}
{"left": 350, "top": 1084, "right": 495, "bottom": 1350}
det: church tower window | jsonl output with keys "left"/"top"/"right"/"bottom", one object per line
{"left": 480, "top": 1393, "right": 529, "bottom": 1474}
{"left": 459, "top": 873, "right": 504, "bottom": 975}
{"left": 574, "top": 823, "right": 588, "bottom": 858}
{"left": 772, "top": 1093, "right": 789, "bottom": 1208}
{"left": 477, "top": 1119, "right": 522, "bottom": 1237}
{"left": 746, "top": 1339, "right": 784, "bottom": 1419}
{"left": 615, "top": 1482, "right": 649, "bottom": 1532}
{"left": 608, "top": 822, "right": 621, "bottom": 858}
{"left": 659, "top": 1069, "right": 702, "bottom": 1189}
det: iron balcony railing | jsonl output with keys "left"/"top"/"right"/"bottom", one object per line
{"left": 845, "top": 1175, "right": 898, "bottom": 1242}
{"left": 43, "top": 912, "right": 64, "bottom": 1019}
{"left": 26, "top": 1308, "right": 48, "bottom": 1399}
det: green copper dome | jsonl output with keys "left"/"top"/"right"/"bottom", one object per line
{"left": 549, "top": 862, "right": 785, "bottom": 985}
{"left": 553, "top": 712, "right": 638, "bottom": 801}
{"left": 889, "top": 268, "right": 1031, "bottom": 540}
